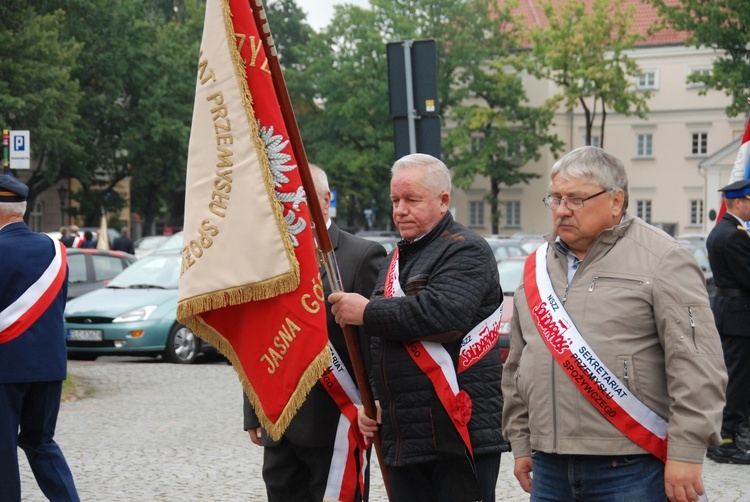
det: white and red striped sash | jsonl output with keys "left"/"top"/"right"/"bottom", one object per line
{"left": 384, "top": 249, "right": 502, "bottom": 455}
{"left": 0, "top": 236, "right": 67, "bottom": 345}
{"left": 320, "top": 342, "right": 367, "bottom": 502}
{"left": 523, "top": 243, "right": 668, "bottom": 461}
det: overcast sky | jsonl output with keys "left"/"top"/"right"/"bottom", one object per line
{"left": 292, "top": 0, "right": 371, "bottom": 31}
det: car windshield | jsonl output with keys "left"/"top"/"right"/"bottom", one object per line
{"left": 497, "top": 259, "right": 525, "bottom": 294}
{"left": 107, "top": 254, "right": 181, "bottom": 289}
{"left": 153, "top": 232, "right": 184, "bottom": 253}
{"left": 135, "top": 235, "right": 169, "bottom": 251}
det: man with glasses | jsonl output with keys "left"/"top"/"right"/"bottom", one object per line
{"left": 705, "top": 178, "right": 750, "bottom": 465}
{"left": 502, "top": 146, "right": 727, "bottom": 502}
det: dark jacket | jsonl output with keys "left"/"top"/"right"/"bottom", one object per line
{"left": 0, "top": 222, "right": 68, "bottom": 383}
{"left": 706, "top": 212, "right": 750, "bottom": 337}
{"left": 364, "top": 213, "right": 504, "bottom": 466}
{"left": 244, "top": 222, "right": 386, "bottom": 447}
{"left": 112, "top": 235, "right": 135, "bottom": 255}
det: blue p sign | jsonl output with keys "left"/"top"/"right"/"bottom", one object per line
{"left": 14, "top": 135, "right": 25, "bottom": 151}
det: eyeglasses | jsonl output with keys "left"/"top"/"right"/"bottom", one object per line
{"left": 542, "top": 189, "right": 610, "bottom": 210}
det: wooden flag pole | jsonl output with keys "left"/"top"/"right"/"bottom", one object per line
{"left": 247, "top": 1, "right": 390, "bottom": 498}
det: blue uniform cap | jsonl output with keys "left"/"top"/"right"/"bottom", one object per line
{"left": 719, "top": 179, "right": 750, "bottom": 199}
{"left": 0, "top": 175, "right": 29, "bottom": 202}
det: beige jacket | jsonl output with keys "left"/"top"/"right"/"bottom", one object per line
{"left": 502, "top": 215, "right": 727, "bottom": 463}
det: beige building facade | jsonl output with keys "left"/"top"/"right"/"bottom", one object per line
{"left": 451, "top": 41, "right": 745, "bottom": 238}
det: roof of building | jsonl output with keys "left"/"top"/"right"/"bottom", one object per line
{"left": 510, "top": 0, "right": 688, "bottom": 47}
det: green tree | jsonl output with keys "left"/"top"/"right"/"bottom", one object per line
{"left": 0, "top": 0, "right": 82, "bottom": 220}
{"left": 651, "top": 0, "right": 750, "bottom": 117}
{"left": 42, "top": 0, "right": 202, "bottom": 231}
{"left": 447, "top": 58, "right": 563, "bottom": 233}
{"left": 526, "top": 0, "right": 649, "bottom": 147}
{"left": 272, "top": 0, "right": 562, "bottom": 231}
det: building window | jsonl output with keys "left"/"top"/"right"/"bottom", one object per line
{"left": 637, "top": 70, "right": 658, "bottom": 90}
{"left": 636, "top": 134, "right": 653, "bottom": 157}
{"left": 29, "top": 200, "right": 43, "bottom": 232}
{"left": 636, "top": 200, "right": 652, "bottom": 223}
{"left": 470, "top": 137, "right": 484, "bottom": 153}
{"left": 505, "top": 201, "right": 520, "bottom": 227}
{"left": 687, "top": 68, "right": 711, "bottom": 88}
{"left": 690, "top": 199, "right": 703, "bottom": 225}
{"left": 469, "top": 201, "right": 484, "bottom": 226}
{"left": 691, "top": 132, "right": 708, "bottom": 155}
{"left": 505, "top": 141, "right": 520, "bottom": 159}
{"left": 591, "top": 136, "right": 601, "bottom": 148}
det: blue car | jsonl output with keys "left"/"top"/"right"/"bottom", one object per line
{"left": 64, "top": 251, "right": 213, "bottom": 364}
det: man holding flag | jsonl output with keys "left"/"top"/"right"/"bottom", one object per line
{"left": 330, "top": 154, "right": 505, "bottom": 502}
{"left": 244, "top": 164, "right": 386, "bottom": 502}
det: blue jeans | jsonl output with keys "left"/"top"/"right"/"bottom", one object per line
{"left": 530, "top": 452, "right": 667, "bottom": 502}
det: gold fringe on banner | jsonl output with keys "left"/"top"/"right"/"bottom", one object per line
{"left": 181, "top": 312, "right": 332, "bottom": 440}
{"left": 177, "top": 273, "right": 299, "bottom": 319}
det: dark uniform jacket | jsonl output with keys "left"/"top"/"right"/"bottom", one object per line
{"left": 244, "top": 222, "right": 386, "bottom": 447}
{"left": 707, "top": 212, "right": 750, "bottom": 337}
{"left": 364, "top": 213, "right": 504, "bottom": 466}
{"left": 0, "top": 222, "right": 68, "bottom": 383}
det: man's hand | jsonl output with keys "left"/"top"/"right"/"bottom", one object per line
{"left": 513, "top": 457, "right": 533, "bottom": 493}
{"left": 357, "top": 401, "right": 382, "bottom": 447}
{"left": 247, "top": 427, "right": 263, "bottom": 447}
{"left": 329, "top": 292, "right": 369, "bottom": 328}
{"left": 665, "top": 460, "right": 705, "bottom": 502}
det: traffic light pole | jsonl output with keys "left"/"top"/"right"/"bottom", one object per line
{"left": 402, "top": 40, "right": 418, "bottom": 154}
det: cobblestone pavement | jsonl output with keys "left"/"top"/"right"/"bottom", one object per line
{"left": 18, "top": 357, "right": 749, "bottom": 501}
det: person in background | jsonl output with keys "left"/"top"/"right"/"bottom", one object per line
{"left": 502, "top": 146, "right": 727, "bottom": 502}
{"left": 80, "top": 230, "right": 95, "bottom": 248}
{"left": 330, "top": 153, "right": 505, "bottom": 502}
{"left": 112, "top": 228, "right": 135, "bottom": 255}
{"left": 705, "top": 178, "right": 750, "bottom": 465}
{"left": 243, "top": 164, "right": 386, "bottom": 502}
{"left": 0, "top": 175, "right": 80, "bottom": 501}
{"left": 60, "top": 225, "right": 77, "bottom": 248}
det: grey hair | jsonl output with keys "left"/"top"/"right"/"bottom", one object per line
{"left": 0, "top": 201, "right": 27, "bottom": 216}
{"left": 309, "top": 164, "right": 329, "bottom": 197}
{"left": 391, "top": 153, "right": 451, "bottom": 195}
{"left": 549, "top": 146, "right": 629, "bottom": 211}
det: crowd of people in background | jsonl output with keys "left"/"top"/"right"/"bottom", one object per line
{"left": 56, "top": 224, "right": 135, "bottom": 254}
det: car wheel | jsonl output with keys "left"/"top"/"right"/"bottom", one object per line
{"left": 164, "top": 324, "right": 200, "bottom": 364}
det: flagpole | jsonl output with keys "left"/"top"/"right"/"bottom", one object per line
{"left": 248, "top": 0, "right": 390, "bottom": 497}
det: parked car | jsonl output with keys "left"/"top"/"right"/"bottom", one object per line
{"left": 484, "top": 236, "right": 527, "bottom": 263}
{"left": 361, "top": 235, "right": 400, "bottom": 253}
{"left": 676, "top": 240, "right": 716, "bottom": 302}
{"left": 496, "top": 255, "right": 527, "bottom": 363}
{"left": 64, "top": 251, "right": 213, "bottom": 364}
{"left": 134, "top": 235, "right": 170, "bottom": 258}
{"left": 152, "top": 231, "right": 184, "bottom": 254}
{"left": 66, "top": 248, "right": 138, "bottom": 301}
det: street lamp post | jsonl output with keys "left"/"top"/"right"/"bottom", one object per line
{"left": 57, "top": 184, "right": 68, "bottom": 227}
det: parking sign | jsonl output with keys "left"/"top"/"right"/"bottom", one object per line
{"left": 10, "top": 130, "right": 30, "bottom": 169}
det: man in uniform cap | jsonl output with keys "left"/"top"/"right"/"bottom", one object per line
{"left": 0, "top": 175, "right": 80, "bottom": 499}
{"left": 706, "top": 178, "right": 750, "bottom": 464}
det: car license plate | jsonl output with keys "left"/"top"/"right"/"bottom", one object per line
{"left": 67, "top": 329, "right": 103, "bottom": 341}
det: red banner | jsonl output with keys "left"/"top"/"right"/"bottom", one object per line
{"left": 177, "top": 0, "right": 329, "bottom": 439}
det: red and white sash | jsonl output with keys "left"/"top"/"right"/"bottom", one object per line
{"left": 524, "top": 243, "right": 668, "bottom": 461}
{"left": 320, "top": 342, "right": 367, "bottom": 502}
{"left": 384, "top": 249, "right": 503, "bottom": 455}
{"left": 0, "top": 236, "right": 67, "bottom": 345}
